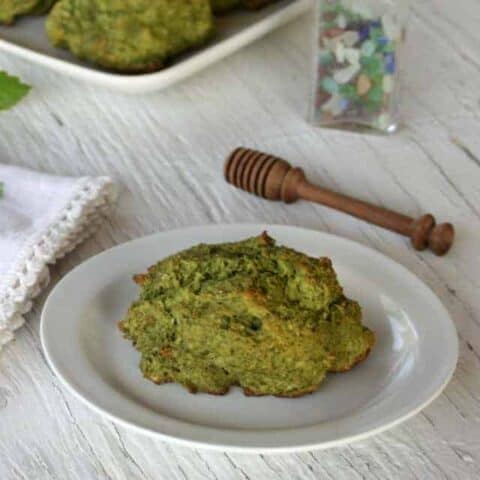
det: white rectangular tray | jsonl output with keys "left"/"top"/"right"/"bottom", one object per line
{"left": 0, "top": 0, "right": 311, "bottom": 93}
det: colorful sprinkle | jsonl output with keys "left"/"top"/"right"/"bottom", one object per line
{"left": 333, "top": 63, "right": 361, "bottom": 84}
{"left": 361, "top": 40, "right": 376, "bottom": 57}
{"left": 360, "top": 56, "right": 382, "bottom": 76}
{"left": 340, "top": 84, "right": 360, "bottom": 101}
{"left": 321, "top": 76, "right": 339, "bottom": 94}
{"left": 383, "top": 75, "right": 394, "bottom": 93}
{"left": 314, "top": 1, "right": 404, "bottom": 132}
{"left": 337, "top": 13, "right": 347, "bottom": 28}
{"left": 339, "top": 97, "right": 350, "bottom": 111}
{"left": 340, "top": 31, "right": 360, "bottom": 47}
{"left": 376, "top": 36, "right": 389, "bottom": 48}
{"left": 321, "top": 93, "right": 345, "bottom": 116}
{"left": 367, "top": 84, "right": 384, "bottom": 104}
{"left": 319, "top": 50, "right": 334, "bottom": 66}
{"left": 335, "top": 41, "right": 345, "bottom": 62}
{"left": 357, "top": 73, "right": 371, "bottom": 96}
{"left": 344, "top": 47, "right": 360, "bottom": 66}
{"left": 384, "top": 53, "right": 396, "bottom": 74}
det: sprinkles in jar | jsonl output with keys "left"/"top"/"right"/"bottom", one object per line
{"left": 312, "top": 0, "right": 410, "bottom": 132}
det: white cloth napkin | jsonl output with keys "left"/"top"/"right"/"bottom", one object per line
{"left": 0, "top": 164, "right": 117, "bottom": 350}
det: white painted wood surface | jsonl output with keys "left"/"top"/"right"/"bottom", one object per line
{"left": 1, "top": 0, "right": 480, "bottom": 477}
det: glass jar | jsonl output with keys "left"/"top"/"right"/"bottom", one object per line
{"left": 311, "top": 0, "right": 411, "bottom": 133}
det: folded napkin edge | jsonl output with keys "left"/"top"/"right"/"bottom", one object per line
{"left": 0, "top": 176, "right": 117, "bottom": 348}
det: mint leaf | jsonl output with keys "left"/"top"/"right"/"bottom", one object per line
{"left": 0, "top": 182, "right": 3, "bottom": 199}
{"left": 0, "top": 71, "right": 31, "bottom": 111}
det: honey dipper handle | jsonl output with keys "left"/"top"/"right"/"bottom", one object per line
{"left": 297, "top": 180, "right": 413, "bottom": 235}
{"left": 296, "top": 180, "right": 454, "bottom": 255}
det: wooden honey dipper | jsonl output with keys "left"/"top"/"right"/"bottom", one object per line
{"left": 225, "top": 148, "right": 454, "bottom": 255}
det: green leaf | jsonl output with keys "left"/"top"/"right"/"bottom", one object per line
{"left": 0, "top": 71, "right": 31, "bottom": 111}
{"left": 0, "top": 182, "right": 3, "bottom": 199}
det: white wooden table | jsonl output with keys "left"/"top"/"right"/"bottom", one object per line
{"left": 1, "top": 0, "right": 480, "bottom": 477}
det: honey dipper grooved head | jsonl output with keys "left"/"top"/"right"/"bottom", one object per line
{"left": 225, "top": 148, "right": 302, "bottom": 202}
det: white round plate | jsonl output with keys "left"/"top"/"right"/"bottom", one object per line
{"left": 41, "top": 224, "right": 458, "bottom": 453}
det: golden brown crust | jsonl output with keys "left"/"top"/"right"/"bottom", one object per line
{"left": 147, "top": 376, "right": 173, "bottom": 385}
{"left": 243, "top": 384, "right": 318, "bottom": 398}
{"left": 145, "top": 375, "right": 231, "bottom": 395}
{"left": 203, "top": 388, "right": 231, "bottom": 395}
{"left": 133, "top": 274, "right": 148, "bottom": 285}
{"left": 258, "top": 230, "right": 274, "bottom": 245}
{"left": 318, "top": 257, "right": 333, "bottom": 268}
{"left": 273, "top": 386, "right": 318, "bottom": 398}
{"left": 184, "top": 384, "right": 231, "bottom": 395}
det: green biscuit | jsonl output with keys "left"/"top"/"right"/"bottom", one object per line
{"left": 46, "top": 0, "right": 214, "bottom": 72}
{"left": 119, "top": 233, "right": 375, "bottom": 397}
{"left": 0, "top": 0, "right": 57, "bottom": 24}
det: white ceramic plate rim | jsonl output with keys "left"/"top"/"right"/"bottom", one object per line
{"left": 41, "top": 224, "right": 458, "bottom": 453}
{"left": 0, "top": 0, "right": 311, "bottom": 93}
